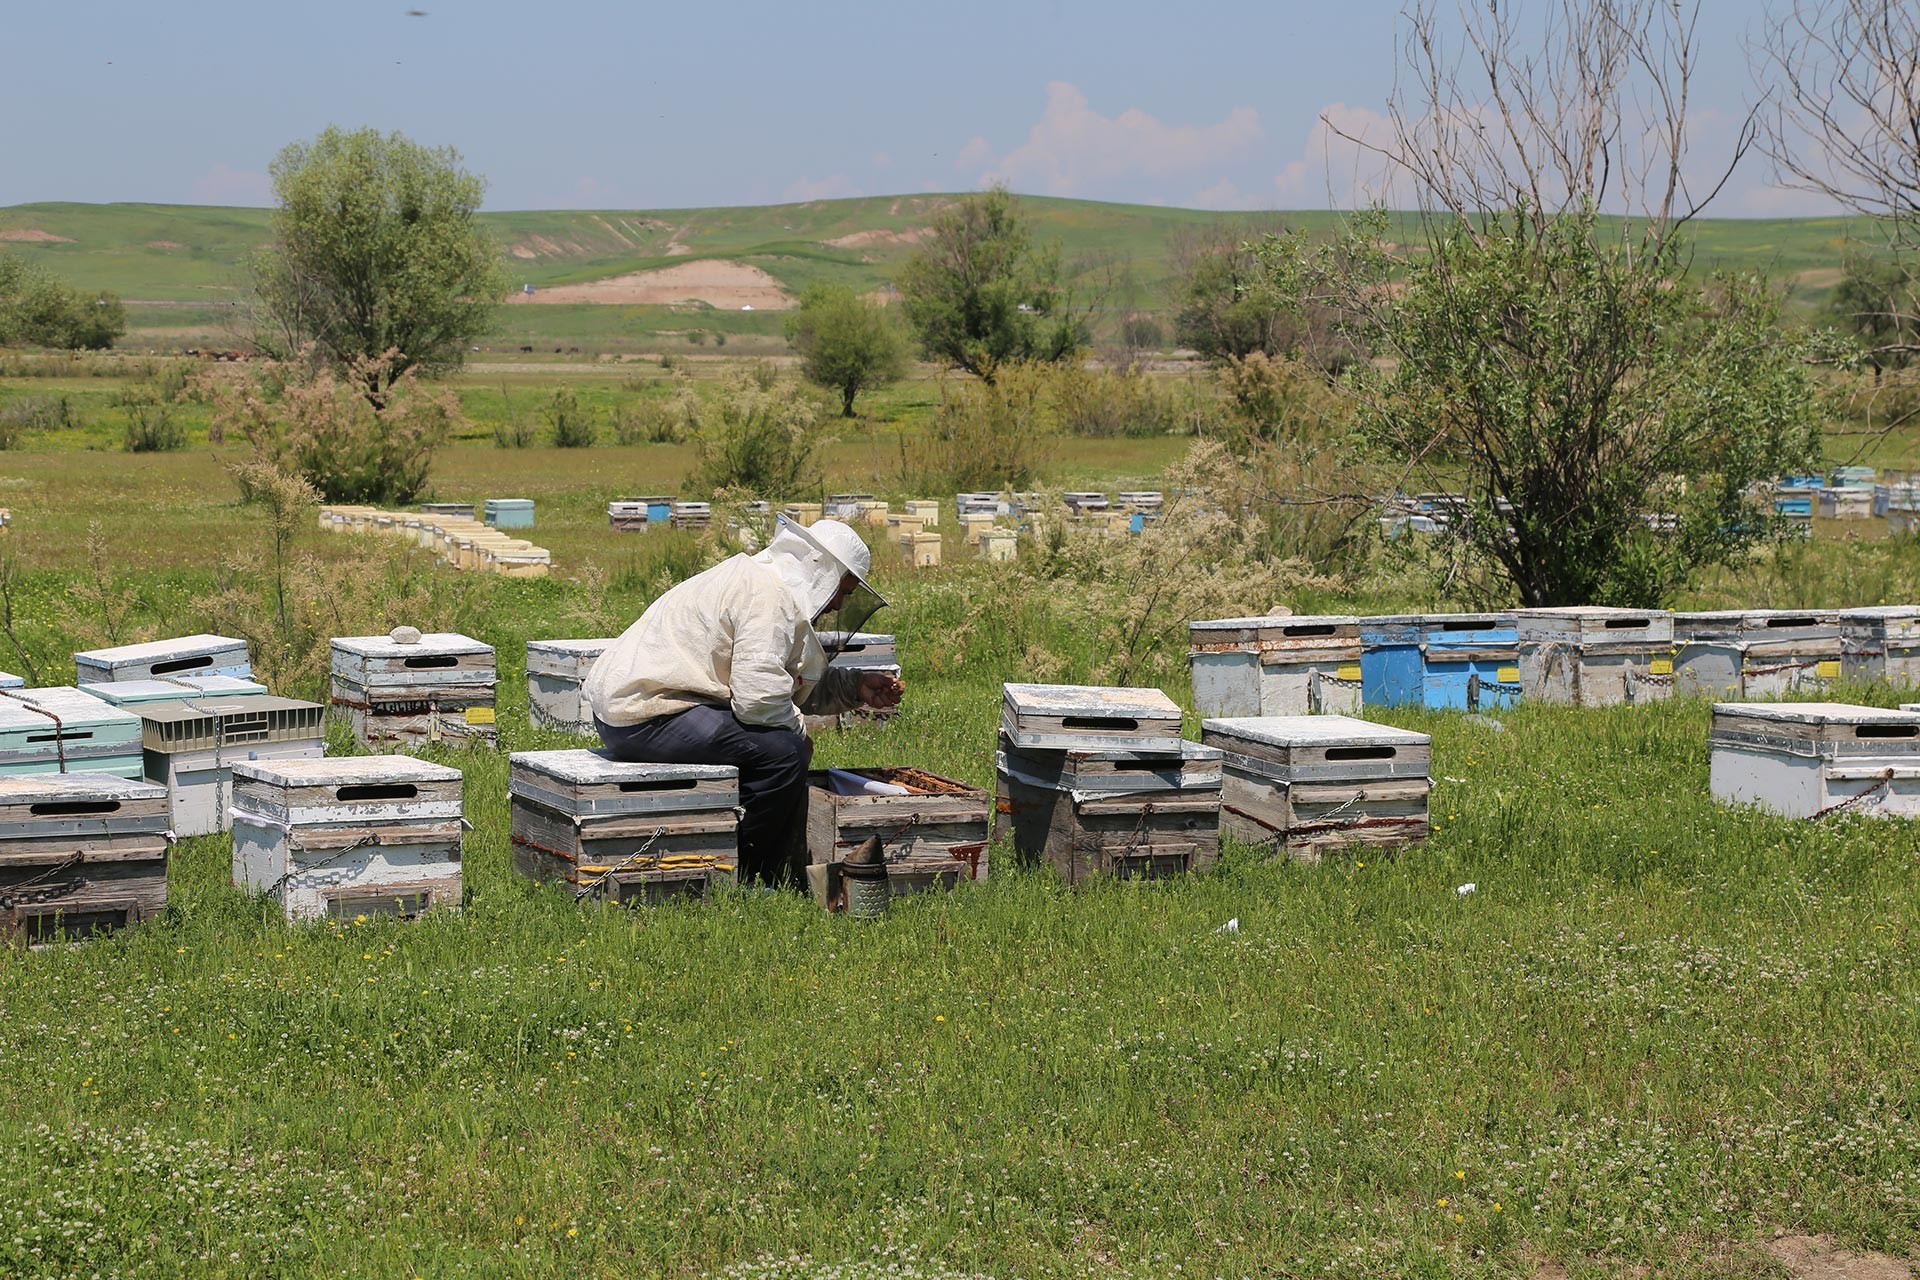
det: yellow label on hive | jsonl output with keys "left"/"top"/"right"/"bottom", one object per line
{"left": 1497, "top": 666, "right": 1520, "bottom": 683}
{"left": 1817, "top": 660, "right": 1841, "bottom": 679}
{"left": 465, "top": 707, "right": 497, "bottom": 726}
{"left": 1650, "top": 658, "right": 1673, "bottom": 675}
{"left": 1337, "top": 664, "right": 1362, "bottom": 682}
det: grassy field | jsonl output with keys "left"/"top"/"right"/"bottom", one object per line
{"left": 0, "top": 195, "right": 1887, "bottom": 352}
{"left": 3, "top": 361, "right": 1920, "bottom": 1277}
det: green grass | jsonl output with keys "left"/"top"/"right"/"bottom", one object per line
{"left": 3, "top": 373, "right": 1920, "bottom": 1276}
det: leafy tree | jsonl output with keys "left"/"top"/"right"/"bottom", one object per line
{"left": 0, "top": 253, "right": 125, "bottom": 350}
{"left": 1822, "top": 253, "right": 1916, "bottom": 378}
{"left": 894, "top": 186, "right": 1080, "bottom": 382}
{"left": 1171, "top": 224, "right": 1354, "bottom": 370}
{"left": 252, "top": 127, "right": 507, "bottom": 405}
{"left": 683, "top": 368, "right": 829, "bottom": 496}
{"left": 784, "top": 283, "right": 910, "bottom": 416}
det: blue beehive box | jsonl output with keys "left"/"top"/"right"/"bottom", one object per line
{"left": 484, "top": 498, "right": 535, "bottom": 530}
{"left": 0, "top": 673, "right": 21, "bottom": 690}
{"left": 1360, "top": 613, "right": 1521, "bottom": 712}
{"left": 1774, "top": 492, "right": 1815, "bottom": 518}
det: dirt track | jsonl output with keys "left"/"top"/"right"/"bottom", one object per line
{"left": 511, "top": 260, "right": 794, "bottom": 309}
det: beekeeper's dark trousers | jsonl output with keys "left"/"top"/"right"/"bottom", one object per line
{"left": 595, "top": 704, "right": 812, "bottom": 887}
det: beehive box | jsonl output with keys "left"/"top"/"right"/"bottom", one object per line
{"left": 0, "top": 673, "right": 20, "bottom": 690}
{"left": 1514, "top": 607, "right": 1675, "bottom": 706}
{"left": 1189, "top": 615, "right": 1362, "bottom": 718}
{"left": 1839, "top": 607, "right": 1920, "bottom": 685}
{"left": 1119, "top": 491, "right": 1164, "bottom": 513}
{"left": 526, "top": 638, "right": 612, "bottom": 734}
{"left": 903, "top": 531, "right": 941, "bottom": 568}
{"left": 0, "top": 688, "right": 144, "bottom": 779}
{"left": 826, "top": 493, "right": 875, "bottom": 520}
{"left": 995, "top": 739, "right": 1221, "bottom": 885}
{"left": 74, "top": 634, "right": 253, "bottom": 685}
{"left": 79, "top": 675, "right": 268, "bottom": 707}
{"left": 979, "top": 527, "right": 1017, "bottom": 561}
{"left": 669, "top": 502, "right": 712, "bottom": 531}
{"left": 1818, "top": 489, "right": 1873, "bottom": 520}
{"left": 509, "top": 751, "right": 738, "bottom": 904}
{"left": 608, "top": 500, "right": 650, "bottom": 532}
{"left": 904, "top": 500, "right": 939, "bottom": 528}
{"left": 484, "top": 497, "right": 535, "bottom": 529}
{"left": 782, "top": 502, "right": 824, "bottom": 527}
{"left": 1202, "top": 715, "right": 1431, "bottom": 860}
{"left": 804, "top": 767, "right": 989, "bottom": 908}
{"left": 0, "top": 772, "right": 172, "bottom": 944}
{"left": 420, "top": 502, "right": 474, "bottom": 519}
{"left": 231, "top": 756, "right": 464, "bottom": 922}
{"left": 1673, "top": 610, "right": 1842, "bottom": 699}
{"left": 330, "top": 633, "right": 498, "bottom": 749}
{"left": 1002, "top": 683, "right": 1182, "bottom": 753}
{"left": 955, "top": 492, "right": 1001, "bottom": 518}
{"left": 136, "top": 695, "right": 326, "bottom": 837}
{"left": 1359, "top": 613, "right": 1520, "bottom": 712}
{"left": 1063, "top": 491, "right": 1111, "bottom": 513}
{"left": 1709, "top": 702, "right": 1920, "bottom": 819}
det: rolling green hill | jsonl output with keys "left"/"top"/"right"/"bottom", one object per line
{"left": 0, "top": 195, "right": 1880, "bottom": 352}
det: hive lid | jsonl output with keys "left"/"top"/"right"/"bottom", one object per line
{"left": 1514, "top": 606, "right": 1660, "bottom": 619}
{"left": 0, "top": 687, "right": 141, "bottom": 729}
{"left": 1002, "top": 683, "right": 1181, "bottom": 719}
{"left": 1191, "top": 614, "right": 1354, "bottom": 631}
{"left": 0, "top": 771, "right": 168, "bottom": 805}
{"left": 509, "top": 750, "right": 737, "bottom": 787}
{"left": 526, "top": 638, "right": 613, "bottom": 656}
{"left": 231, "top": 755, "right": 462, "bottom": 787}
{"left": 137, "top": 695, "right": 324, "bottom": 727}
{"left": 1201, "top": 714, "right": 1430, "bottom": 749}
{"left": 330, "top": 632, "right": 494, "bottom": 659}
{"left": 73, "top": 634, "right": 249, "bottom": 669}
{"left": 1711, "top": 701, "right": 1920, "bottom": 727}
{"left": 80, "top": 675, "right": 269, "bottom": 705}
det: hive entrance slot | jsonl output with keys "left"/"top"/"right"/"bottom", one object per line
{"left": 1284, "top": 624, "right": 1336, "bottom": 638}
{"left": 1438, "top": 620, "right": 1483, "bottom": 632}
{"left": 1603, "top": 618, "right": 1650, "bottom": 629}
{"left": 1765, "top": 617, "right": 1817, "bottom": 628}
{"left": 23, "top": 907, "right": 130, "bottom": 943}
{"left": 26, "top": 731, "right": 90, "bottom": 744}
{"left": 325, "top": 891, "right": 429, "bottom": 920}
{"left": 335, "top": 783, "right": 418, "bottom": 801}
{"left": 29, "top": 800, "right": 121, "bottom": 817}
{"left": 1856, "top": 724, "right": 1919, "bottom": 739}
{"left": 402, "top": 655, "right": 459, "bottom": 669}
{"left": 151, "top": 655, "right": 214, "bottom": 675}
{"left": 617, "top": 779, "right": 696, "bottom": 793}
{"left": 1326, "top": 745, "right": 1396, "bottom": 760}
{"left": 1062, "top": 716, "right": 1138, "bottom": 731}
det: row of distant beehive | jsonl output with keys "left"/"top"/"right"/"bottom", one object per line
{"left": 317, "top": 501, "right": 551, "bottom": 577}
{"left": 1189, "top": 605, "right": 1920, "bottom": 718}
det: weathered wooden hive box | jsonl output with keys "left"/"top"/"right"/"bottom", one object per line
{"left": 231, "top": 756, "right": 464, "bottom": 922}
{"left": 1189, "top": 615, "right": 1362, "bottom": 718}
{"left": 526, "top": 639, "right": 612, "bottom": 734}
{"left": 74, "top": 634, "right": 253, "bottom": 685}
{"left": 669, "top": 501, "right": 712, "bottom": 531}
{"left": 135, "top": 695, "right": 326, "bottom": 838}
{"left": 508, "top": 751, "right": 739, "bottom": 904}
{"left": 1673, "top": 610, "right": 1841, "bottom": 699}
{"left": 805, "top": 767, "right": 990, "bottom": 908}
{"left": 330, "top": 632, "right": 498, "bottom": 749}
{"left": 995, "top": 739, "right": 1222, "bottom": 884}
{"left": 0, "top": 772, "right": 172, "bottom": 944}
{"left": 1709, "top": 702, "right": 1920, "bottom": 819}
{"left": 80, "top": 675, "right": 267, "bottom": 707}
{"left": 1875, "top": 482, "right": 1920, "bottom": 517}
{"left": 1818, "top": 488, "right": 1873, "bottom": 519}
{"left": 1839, "top": 607, "right": 1920, "bottom": 685}
{"left": 1063, "top": 491, "right": 1111, "bottom": 513}
{"left": 1514, "top": 607, "right": 1675, "bottom": 706}
{"left": 1202, "top": 715, "right": 1431, "bottom": 860}
{"left": 1003, "top": 682, "right": 1182, "bottom": 753}
{"left": 484, "top": 497, "right": 535, "bottom": 529}
{"left": 608, "top": 500, "right": 651, "bottom": 532}
{"left": 1360, "top": 613, "right": 1520, "bottom": 712}
{"left": 0, "top": 688, "right": 144, "bottom": 779}
{"left": 420, "top": 502, "right": 474, "bottom": 519}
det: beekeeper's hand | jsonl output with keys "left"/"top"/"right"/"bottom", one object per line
{"left": 857, "top": 671, "right": 904, "bottom": 709}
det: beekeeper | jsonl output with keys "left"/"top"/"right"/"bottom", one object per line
{"left": 586, "top": 517, "right": 903, "bottom": 885}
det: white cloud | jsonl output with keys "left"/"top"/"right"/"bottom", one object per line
{"left": 783, "top": 173, "right": 861, "bottom": 202}
{"left": 960, "top": 82, "right": 1263, "bottom": 196}
{"left": 190, "top": 162, "right": 272, "bottom": 206}
{"left": 1188, "top": 179, "right": 1268, "bottom": 211}
{"left": 1272, "top": 102, "right": 1416, "bottom": 209}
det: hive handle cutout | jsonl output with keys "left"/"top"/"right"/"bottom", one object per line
{"left": 1284, "top": 624, "right": 1336, "bottom": 638}
{"left": 1603, "top": 618, "right": 1651, "bottom": 629}
{"left": 151, "top": 654, "right": 214, "bottom": 675}
{"left": 1061, "top": 716, "right": 1139, "bottom": 731}
{"left": 1326, "top": 745, "right": 1397, "bottom": 760}
{"left": 616, "top": 779, "right": 697, "bottom": 793}
{"left": 29, "top": 800, "right": 121, "bottom": 816}
{"left": 1856, "top": 724, "right": 1919, "bottom": 739}
{"left": 402, "top": 655, "right": 459, "bottom": 669}
{"left": 335, "top": 783, "right": 419, "bottom": 801}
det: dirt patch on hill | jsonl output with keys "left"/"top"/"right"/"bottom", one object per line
{"left": 1764, "top": 1235, "right": 1912, "bottom": 1280}
{"left": 0, "top": 228, "right": 74, "bottom": 243}
{"left": 144, "top": 240, "right": 185, "bottom": 249}
{"left": 825, "top": 226, "right": 930, "bottom": 249}
{"left": 511, "top": 259, "right": 794, "bottom": 309}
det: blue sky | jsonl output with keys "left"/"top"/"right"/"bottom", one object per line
{"left": 0, "top": 0, "right": 1827, "bottom": 215}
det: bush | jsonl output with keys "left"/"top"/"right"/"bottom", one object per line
{"left": 546, "top": 386, "right": 596, "bottom": 447}
{"left": 205, "top": 350, "right": 457, "bottom": 504}
{"left": 915, "top": 366, "right": 1053, "bottom": 493}
{"left": 683, "top": 370, "right": 829, "bottom": 496}
{"left": 119, "top": 385, "right": 186, "bottom": 452}
{"left": 611, "top": 397, "right": 682, "bottom": 445}
{"left": 1049, "top": 364, "right": 1185, "bottom": 438}
{"left": 0, "top": 395, "right": 81, "bottom": 447}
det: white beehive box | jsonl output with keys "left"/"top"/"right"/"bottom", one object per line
{"left": 1189, "top": 615, "right": 1360, "bottom": 718}
{"left": 1002, "top": 683, "right": 1182, "bottom": 752}
{"left": 1672, "top": 610, "right": 1841, "bottom": 699}
{"left": 137, "top": 695, "right": 326, "bottom": 838}
{"left": 1839, "top": 607, "right": 1920, "bottom": 685}
{"left": 1202, "top": 715, "right": 1431, "bottom": 860}
{"left": 1514, "top": 607, "right": 1675, "bottom": 706}
{"left": 231, "top": 756, "right": 464, "bottom": 922}
{"left": 608, "top": 500, "right": 650, "bottom": 532}
{"left": 509, "top": 751, "right": 739, "bottom": 904}
{"left": 1818, "top": 489, "right": 1873, "bottom": 519}
{"left": 526, "top": 639, "right": 612, "bottom": 735}
{"left": 80, "top": 675, "right": 268, "bottom": 707}
{"left": 1709, "top": 702, "right": 1920, "bottom": 819}
{"left": 74, "top": 634, "right": 253, "bottom": 685}
{"left": 0, "top": 688, "right": 144, "bottom": 779}
{"left": 330, "top": 632, "right": 498, "bottom": 749}
{"left": 0, "top": 772, "right": 172, "bottom": 943}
